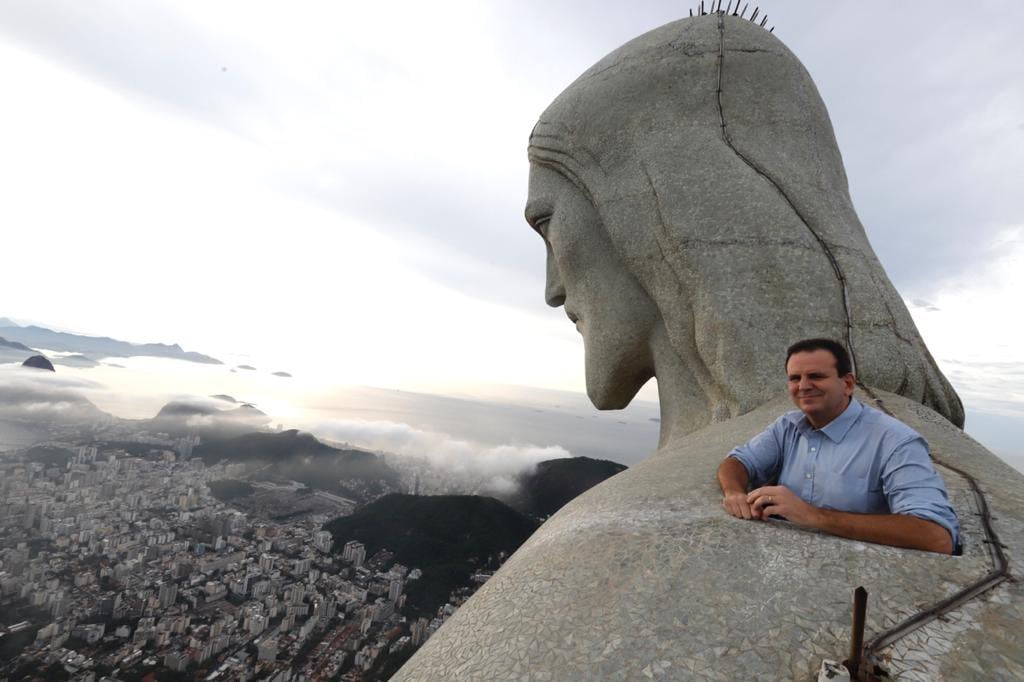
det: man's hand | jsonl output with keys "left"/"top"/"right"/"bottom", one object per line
{"left": 718, "top": 457, "right": 757, "bottom": 519}
{"left": 722, "top": 490, "right": 756, "bottom": 520}
{"left": 747, "top": 485, "right": 822, "bottom": 527}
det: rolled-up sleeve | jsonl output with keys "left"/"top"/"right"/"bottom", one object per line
{"left": 882, "top": 435, "right": 961, "bottom": 549}
{"left": 728, "top": 418, "right": 785, "bottom": 488}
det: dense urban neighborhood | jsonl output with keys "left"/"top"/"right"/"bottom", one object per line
{"left": 0, "top": 421, "right": 490, "bottom": 681}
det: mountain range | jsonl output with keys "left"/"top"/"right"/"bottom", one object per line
{"left": 0, "top": 319, "right": 220, "bottom": 365}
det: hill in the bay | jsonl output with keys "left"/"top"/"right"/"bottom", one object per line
{"left": 324, "top": 494, "right": 540, "bottom": 616}
{"left": 21, "top": 355, "right": 55, "bottom": 372}
{"left": 154, "top": 400, "right": 266, "bottom": 420}
{"left": 507, "top": 456, "right": 627, "bottom": 518}
{"left": 195, "top": 430, "right": 400, "bottom": 503}
{"left": 149, "top": 400, "right": 271, "bottom": 439}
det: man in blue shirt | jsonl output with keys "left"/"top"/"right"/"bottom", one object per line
{"left": 717, "top": 338, "right": 959, "bottom": 554}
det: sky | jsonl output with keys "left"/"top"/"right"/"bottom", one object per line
{"left": 0, "top": 1, "right": 1021, "bottom": 464}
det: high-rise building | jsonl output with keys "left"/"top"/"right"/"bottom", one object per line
{"left": 158, "top": 582, "right": 178, "bottom": 609}
{"left": 210, "top": 619, "right": 224, "bottom": 639}
{"left": 388, "top": 578, "right": 404, "bottom": 603}
{"left": 342, "top": 540, "right": 366, "bottom": 568}
{"left": 248, "top": 613, "right": 267, "bottom": 636}
{"left": 371, "top": 598, "right": 395, "bottom": 623}
{"left": 23, "top": 504, "right": 37, "bottom": 529}
{"left": 313, "top": 530, "right": 333, "bottom": 554}
{"left": 172, "top": 559, "right": 191, "bottom": 580}
{"left": 299, "top": 615, "right": 319, "bottom": 639}
{"left": 164, "top": 650, "right": 189, "bottom": 671}
{"left": 286, "top": 583, "right": 305, "bottom": 605}
{"left": 411, "top": 617, "right": 430, "bottom": 646}
{"left": 257, "top": 638, "right": 277, "bottom": 661}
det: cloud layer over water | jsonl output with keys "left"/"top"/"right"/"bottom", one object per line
{"left": 310, "top": 417, "right": 570, "bottom": 495}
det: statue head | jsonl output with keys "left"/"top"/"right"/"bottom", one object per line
{"left": 525, "top": 15, "right": 964, "bottom": 430}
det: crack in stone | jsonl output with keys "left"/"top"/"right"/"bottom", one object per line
{"left": 712, "top": 13, "right": 859, "bottom": 375}
{"left": 641, "top": 162, "right": 731, "bottom": 415}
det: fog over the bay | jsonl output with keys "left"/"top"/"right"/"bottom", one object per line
{"left": 0, "top": 357, "right": 664, "bottom": 496}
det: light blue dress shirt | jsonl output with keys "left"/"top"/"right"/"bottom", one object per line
{"left": 729, "top": 398, "right": 960, "bottom": 550}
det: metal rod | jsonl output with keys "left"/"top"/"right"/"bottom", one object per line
{"left": 716, "top": 0, "right": 722, "bottom": 12}
{"left": 847, "top": 587, "right": 867, "bottom": 679}
{"left": 740, "top": 3, "right": 748, "bottom": 18}
{"left": 760, "top": 15, "right": 768, "bottom": 27}
{"left": 750, "top": 7, "right": 759, "bottom": 22}
{"left": 726, "top": 0, "right": 733, "bottom": 15}
{"left": 769, "top": 26, "right": 774, "bottom": 32}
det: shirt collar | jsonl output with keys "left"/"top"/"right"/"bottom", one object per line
{"left": 817, "top": 398, "right": 863, "bottom": 443}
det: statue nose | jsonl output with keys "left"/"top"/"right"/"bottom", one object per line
{"left": 545, "top": 247, "right": 566, "bottom": 307}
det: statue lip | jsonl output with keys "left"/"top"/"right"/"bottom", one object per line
{"left": 566, "top": 309, "right": 581, "bottom": 325}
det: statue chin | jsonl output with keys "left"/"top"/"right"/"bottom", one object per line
{"left": 584, "top": 349, "right": 652, "bottom": 411}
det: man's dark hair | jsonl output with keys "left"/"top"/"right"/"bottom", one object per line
{"left": 785, "top": 338, "right": 853, "bottom": 377}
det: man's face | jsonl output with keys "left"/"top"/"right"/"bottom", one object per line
{"left": 786, "top": 349, "right": 855, "bottom": 428}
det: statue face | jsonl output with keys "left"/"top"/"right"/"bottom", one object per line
{"left": 525, "top": 163, "right": 660, "bottom": 409}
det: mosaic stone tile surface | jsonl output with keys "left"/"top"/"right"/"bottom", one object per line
{"left": 397, "top": 390, "right": 1022, "bottom": 680}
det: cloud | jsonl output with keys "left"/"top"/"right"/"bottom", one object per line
{"left": 0, "top": 366, "right": 107, "bottom": 424}
{"left": 936, "top": 359, "right": 1024, "bottom": 419}
{"left": 308, "top": 417, "right": 571, "bottom": 494}
{"left": 0, "top": 1, "right": 546, "bottom": 309}
{"left": 907, "top": 226, "right": 1024, "bottom": 460}
{"left": 0, "top": 366, "right": 103, "bottom": 389}
{"left": 0, "top": 1, "right": 278, "bottom": 138}
{"left": 910, "top": 299, "right": 941, "bottom": 313}
{"left": 3, "top": 1, "right": 1018, "bottom": 329}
